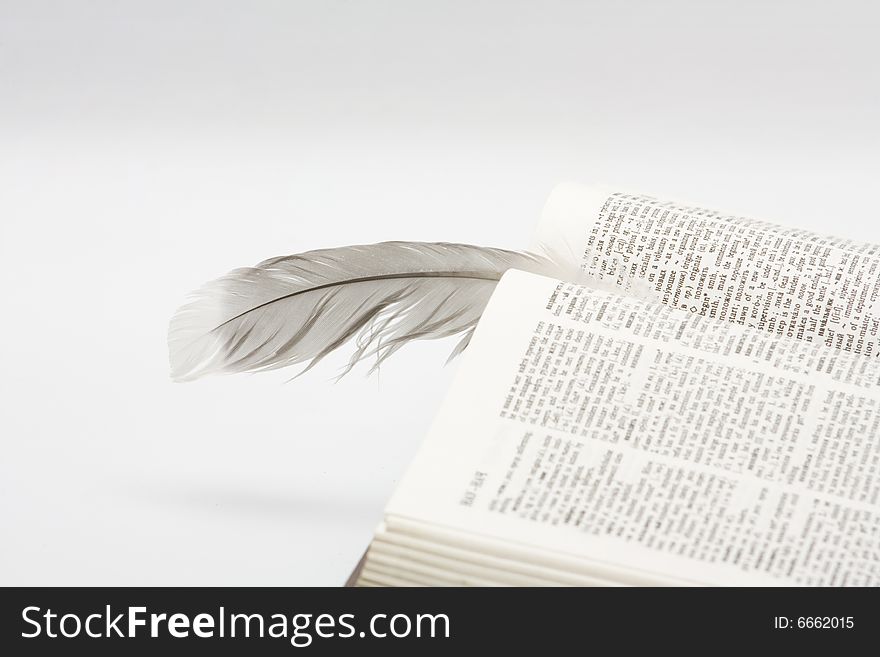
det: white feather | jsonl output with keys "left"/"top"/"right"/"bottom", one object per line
{"left": 168, "top": 241, "right": 566, "bottom": 381}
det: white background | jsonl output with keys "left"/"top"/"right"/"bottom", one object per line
{"left": 2, "top": 0, "right": 878, "bottom": 585}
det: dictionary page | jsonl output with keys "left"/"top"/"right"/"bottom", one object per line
{"left": 384, "top": 269, "right": 880, "bottom": 586}
{"left": 532, "top": 183, "right": 880, "bottom": 357}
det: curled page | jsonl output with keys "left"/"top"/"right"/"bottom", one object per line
{"left": 533, "top": 182, "right": 880, "bottom": 357}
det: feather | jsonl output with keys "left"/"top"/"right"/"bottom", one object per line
{"left": 168, "top": 241, "right": 565, "bottom": 382}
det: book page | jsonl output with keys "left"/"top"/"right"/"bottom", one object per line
{"left": 385, "top": 269, "right": 880, "bottom": 586}
{"left": 532, "top": 182, "right": 880, "bottom": 357}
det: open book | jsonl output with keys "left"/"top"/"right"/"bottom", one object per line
{"left": 353, "top": 183, "right": 880, "bottom": 587}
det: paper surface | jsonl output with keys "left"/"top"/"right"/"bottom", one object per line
{"left": 386, "top": 269, "right": 880, "bottom": 586}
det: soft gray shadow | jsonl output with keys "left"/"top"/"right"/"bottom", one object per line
{"left": 116, "top": 477, "right": 382, "bottom": 524}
